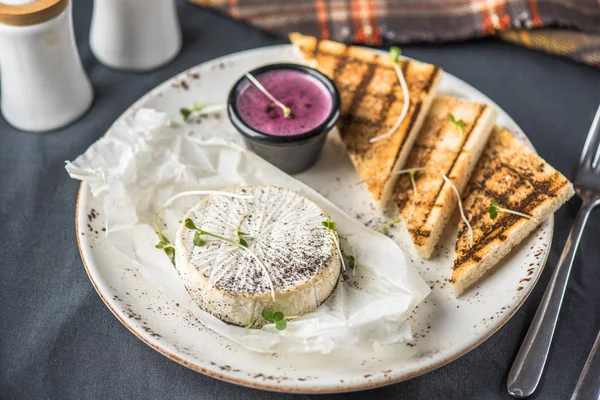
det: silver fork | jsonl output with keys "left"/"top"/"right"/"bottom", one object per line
{"left": 507, "top": 104, "right": 600, "bottom": 398}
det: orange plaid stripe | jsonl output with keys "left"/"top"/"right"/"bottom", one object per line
{"left": 315, "top": 0, "right": 329, "bottom": 40}
{"left": 227, "top": 0, "right": 238, "bottom": 17}
{"left": 477, "top": 0, "right": 495, "bottom": 36}
{"left": 494, "top": 0, "right": 511, "bottom": 30}
{"left": 350, "top": 0, "right": 366, "bottom": 43}
{"left": 528, "top": 0, "right": 542, "bottom": 27}
{"left": 368, "top": 0, "right": 382, "bottom": 45}
{"left": 189, "top": 0, "right": 600, "bottom": 68}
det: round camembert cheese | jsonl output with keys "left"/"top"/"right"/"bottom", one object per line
{"left": 174, "top": 186, "right": 341, "bottom": 327}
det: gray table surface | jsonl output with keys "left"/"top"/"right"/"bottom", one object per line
{"left": 2, "top": 1, "right": 600, "bottom": 399}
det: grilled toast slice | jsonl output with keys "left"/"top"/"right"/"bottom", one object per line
{"left": 290, "top": 32, "right": 441, "bottom": 208}
{"left": 393, "top": 96, "right": 496, "bottom": 259}
{"left": 452, "top": 127, "right": 574, "bottom": 296}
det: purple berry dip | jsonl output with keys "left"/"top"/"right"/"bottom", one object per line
{"left": 228, "top": 63, "right": 340, "bottom": 174}
{"left": 235, "top": 69, "right": 333, "bottom": 137}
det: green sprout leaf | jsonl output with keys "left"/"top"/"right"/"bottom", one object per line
{"left": 275, "top": 319, "right": 287, "bottom": 330}
{"left": 262, "top": 308, "right": 275, "bottom": 322}
{"left": 155, "top": 228, "right": 176, "bottom": 256}
{"left": 193, "top": 231, "right": 205, "bottom": 247}
{"left": 235, "top": 214, "right": 249, "bottom": 247}
{"left": 389, "top": 46, "right": 402, "bottom": 64}
{"left": 261, "top": 308, "right": 287, "bottom": 330}
{"left": 487, "top": 199, "right": 534, "bottom": 222}
{"left": 180, "top": 103, "right": 223, "bottom": 121}
{"left": 379, "top": 217, "right": 401, "bottom": 233}
{"left": 186, "top": 219, "right": 231, "bottom": 247}
{"left": 180, "top": 108, "right": 192, "bottom": 121}
{"left": 184, "top": 218, "right": 198, "bottom": 230}
{"left": 448, "top": 113, "right": 465, "bottom": 132}
{"left": 321, "top": 219, "right": 336, "bottom": 231}
{"left": 487, "top": 200, "right": 499, "bottom": 220}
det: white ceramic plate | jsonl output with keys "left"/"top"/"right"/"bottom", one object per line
{"left": 76, "top": 45, "right": 552, "bottom": 393}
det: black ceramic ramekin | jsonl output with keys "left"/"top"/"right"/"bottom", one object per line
{"left": 227, "top": 63, "right": 341, "bottom": 175}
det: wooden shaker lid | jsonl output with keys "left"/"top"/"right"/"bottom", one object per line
{"left": 0, "top": 0, "right": 69, "bottom": 26}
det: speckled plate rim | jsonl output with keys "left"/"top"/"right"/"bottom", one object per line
{"left": 74, "top": 44, "right": 554, "bottom": 393}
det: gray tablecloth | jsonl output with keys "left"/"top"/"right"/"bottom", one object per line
{"left": 2, "top": 1, "right": 600, "bottom": 399}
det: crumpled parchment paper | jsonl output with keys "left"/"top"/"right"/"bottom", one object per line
{"left": 66, "top": 108, "right": 430, "bottom": 354}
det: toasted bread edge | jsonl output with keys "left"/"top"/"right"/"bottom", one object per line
{"left": 452, "top": 181, "right": 574, "bottom": 296}
{"left": 379, "top": 70, "right": 442, "bottom": 208}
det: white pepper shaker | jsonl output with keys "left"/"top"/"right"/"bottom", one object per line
{"left": 90, "top": 0, "right": 181, "bottom": 71}
{"left": 0, "top": 0, "right": 93, "bottom": 132}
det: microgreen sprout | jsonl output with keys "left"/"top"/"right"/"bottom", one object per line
{"left": 235, "top": 213, "right": 250, "bottom": 247}
{"left": 185, "top": 218, "right": 239, "bottom": 246}
{"left": 245, "top": 318, "right": 258, "bottom": 329}
{"left": 356, "top": 167, "right": 474, "bottom": 248}
{"left": 322, "top": 218, "right": 346, "bottom": 271}
{"left": 153, "top": 214, "right": 176, "bottom": 257}
{"left": 389, "top": 46, "right": 401, "bottom": 62}
{"left": 338, "top": 234, "right": 358, "bottom": 276}
{"left": 184, "top": 218, "right": 276, "bottom": 300}
{"left": 180, "top": 103, "right": 226, "bottom": 121}
{"left": 379, "top": 217, "right": 401, "bottom": 233}
{"left": 321, "top": 219, "right": 336, "bottom": 230}
{"left": 487, "top": 200, "right": 536, "bottom": 222}
{"left": 245, "top": 73, "right": 291, "bottom": 118}
{"left": 153, "top": 190, "right": 254, "bottom": 257}
{"left": 408, "top": 170, "right": 418, "bottom": 198}
{"left": 448, "top": 113, "right": 465, "bottom": 134}
{"left": 440, "top": 173, "right": 473, "bottom": 248}
{"left": 155, "top": 231, "right": 176, "bottom": 256}
{"left": 370, "top": 46, "right": 410, "bottom": 143}
{"left": 262, "top": 308, "right": 287, "bottom": 330}
{"left": 359, "top": 168, "right": 422, "bottom": 226}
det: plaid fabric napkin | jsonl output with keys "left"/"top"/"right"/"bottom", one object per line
{"left": 190, "top": 0, "right": 600, "bottom": 68}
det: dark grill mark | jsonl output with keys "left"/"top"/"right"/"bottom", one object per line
{"left": 312, "top": 39, "right": 321, "bottom": 59}
{"left": 423, "top": 67, "right": 441, "bottom": 93}
{"left": 453, "top": 161, "right": 568, "bottom": 268}
{"left": 304, "top": 40, "right": 440, "bottom": 199}
{"left": 408, "top": 228, "right": 432, "bottom": 238}
{"left": 339, "top": 63, "right": 378, "bottom": 134}
{"left": 331, "top": 55, "right": 352, "bottom": 80}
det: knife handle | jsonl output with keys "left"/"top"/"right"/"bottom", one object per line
{"left": 572, "top": 329, "right": 600, "bottom": 400}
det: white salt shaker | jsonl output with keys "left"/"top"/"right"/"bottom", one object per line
{"left": 0, "top": 0, "right": 93, "bottom": 132}
{"left": 90, "top": 0, "right": 181, "bottom": 71}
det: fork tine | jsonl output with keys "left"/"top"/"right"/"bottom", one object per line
{"left": 594, "top": 132, "right": 600, "bottom": 171}
{"left": 580, "top": 104, "right": 600, "bottom": 169}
